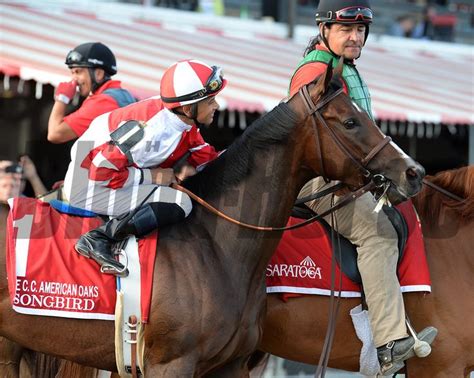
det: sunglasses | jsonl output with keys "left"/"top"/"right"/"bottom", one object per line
{"left": 334, "top": 6, "right": 373, "bottom": 22}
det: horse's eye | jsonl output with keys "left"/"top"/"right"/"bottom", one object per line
{"left": 343, "top": 119, "right": 357, "bottom": 129}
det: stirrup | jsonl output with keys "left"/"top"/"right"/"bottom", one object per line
{"left": 100, "top": 262, "right": 129, "bottom": 277}
{"left": 378, "top": 326, "right": 438, "bottom": 376}
{"left": 380, "top": 360, "right": 405, "bottom": 376}
{"left": 99, "top": 247, "right": 129, "bottom": 277}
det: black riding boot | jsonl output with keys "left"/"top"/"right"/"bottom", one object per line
{"left": 75, "top": 205, "right": 159, "bottom": 277}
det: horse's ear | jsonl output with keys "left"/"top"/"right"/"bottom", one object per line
{"left": 333, "top": 57, "right": 344, "bottom": 79}
{"left": 314, "top": 62, "right": 333, "bottom": 97}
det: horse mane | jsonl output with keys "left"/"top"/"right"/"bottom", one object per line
{"left": 183, "top": 102, "right": 299, "bottom": 198}
{"left": 413, "top": 166, "right": 474, "bottom": 224}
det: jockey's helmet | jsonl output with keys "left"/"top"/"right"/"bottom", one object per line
{"left": 315, "top": 0, "right": 372, "bottom": 25}
{"left": 315, "top": 0, "right": 372, "bottom": 43}
{"left": 65, "top": 42, "right": 117, "bottom": 76}
{"left": 160, "top": 60, "right": 227, "bottom": 110}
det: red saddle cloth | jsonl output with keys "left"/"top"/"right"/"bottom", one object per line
{"left": 266, "top": 201, "right": 431, "bottom": 299}
{"left": 6, "top": 197, "right": 156, "bottom": 321}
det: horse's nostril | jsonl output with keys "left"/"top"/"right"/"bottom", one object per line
{"left": 406, "top": 167, "right": 423, "bottom": 181}
{"left": 407, "top": 168, "right": 417, "bottom": 178}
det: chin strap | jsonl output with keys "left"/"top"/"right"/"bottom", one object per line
{"left": 320, "top": 25, "right": 339, "bottom": 58}
{"left": 190, "top": 102, "right": 205, "bottom": 128}
{"left": 172, "top": 102, "right": 204, "bottom": 128}
{"left": 88, "top": 68, "right": 110, "bottom": 93}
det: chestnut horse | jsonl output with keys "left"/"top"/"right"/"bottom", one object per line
{"left": 259, "top": 166, "right": 474, "bottom": 377}
{"left": 0, "top": 61, "right": 424, "bottom": 376}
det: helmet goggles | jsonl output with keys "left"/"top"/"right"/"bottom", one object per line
{"left": 317, "top": 6, "right": 373, "bottom": 24}
{"left": 66, "top": 50, "right": 104, "bottom": 68}
{"left": 65, "top": 50, "right": 84, "bottom": 66}
{"left": 162, "top": 65, "right": 224, "bottom": 104}
{"left": 335, "top": 6, "right": 373, "bottom": 22}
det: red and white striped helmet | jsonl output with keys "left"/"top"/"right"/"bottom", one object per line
{"left": 160, "top": 59, "right": 227, "bottom": 110}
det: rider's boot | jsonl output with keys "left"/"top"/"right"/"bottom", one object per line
{"left": 377, "top": 326, "right": 438, "bottom": 376}
{"left": 75, "top": 203, "right": 184, "bottom": 277}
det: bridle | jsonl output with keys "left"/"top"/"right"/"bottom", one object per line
{"left": 298, "top": 84, "right": 392, "bottom": 182}
{"left": 172, "top": 82, "right": 393, "bottom": 231}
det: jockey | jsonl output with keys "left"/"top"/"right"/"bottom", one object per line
{"left": 289, "top": 0, "right": 436, "bottom": 375}
{"left": 48, "top": 42, "right": 135, "bottom": 143}
{"left": 63, "top": 60, "right": 225, "bottom": 277}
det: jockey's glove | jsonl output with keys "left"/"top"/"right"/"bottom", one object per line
{"left": 55, "top": 81, "right": 77, "bottom": 104}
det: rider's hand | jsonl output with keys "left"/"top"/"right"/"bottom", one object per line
{"left": 150, "top": 168, "right": 177, "bottom": 186}
{"left": 54, "top": 81, "right": 77, "bottom": 104}
{"left": 176, "top": 164, "right": 197, "bottom": 183}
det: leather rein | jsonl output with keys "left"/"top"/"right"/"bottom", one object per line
{"left": 171, "top": 84, "right": 393, "bottom": 232}
{"left": 422, "top": 178, "right": 466, "bottom": 202}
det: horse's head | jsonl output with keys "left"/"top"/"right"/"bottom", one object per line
{"left": 293, "top": 58, "right": 424, "bottom": 202}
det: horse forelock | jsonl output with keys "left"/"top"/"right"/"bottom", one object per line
{"left": 183, "top": 102, "right": 299, "bottom": 198}
{"left": 413, "top": 166, "right": 474, "bottom": 224}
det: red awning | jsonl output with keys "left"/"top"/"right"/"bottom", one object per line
{"left": 1, "top": 2, "right": 472, "bottom": 124}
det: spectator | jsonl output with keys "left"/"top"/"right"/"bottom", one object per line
{"left": 389, "top": 14, "right": 426, "bottom": 38}
{"left": 0, "top": 156, "right": 48, "bottom": 203}
{"left": 428, "top": 6, "right": 457, "bottom": 41}
{"left": 0, "top": 160, "right": 22, "bottom": 203}
{"left": 19, "top": 155, "right": 47, "bottom": 198}
{"left": 48, "top": 42, "right": 135, "bottom": 144}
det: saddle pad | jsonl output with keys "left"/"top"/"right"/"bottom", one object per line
{"left": 6, "top": 197, "right": 157, "bottom": 321}
{"left": 266, "top": 201, "right": 431, "bottom": 298}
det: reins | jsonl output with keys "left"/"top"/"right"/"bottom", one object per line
{"left": 172, "top": 180, "right": 376, "bottom": 232}
{"left": 422, "top": 178, "right": 466, "bottom": 202}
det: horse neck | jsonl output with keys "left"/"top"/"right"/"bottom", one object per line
{"left": 193, "top": 136, "right": 312, "bottom": 280}
{"left": 413, "top": 196, "right": 474, "bottom": 268}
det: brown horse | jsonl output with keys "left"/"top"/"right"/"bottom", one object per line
{"left": 0, "top": 61, "right": 425, "bottom": 376}
{"left": 259, "top": 166, "right": 474, "bottom": 377}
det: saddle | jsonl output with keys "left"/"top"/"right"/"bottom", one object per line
{"left": 291, "top": 204, "right": 408, "bottom": 285}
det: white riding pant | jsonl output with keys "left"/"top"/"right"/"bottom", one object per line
{"left": 63, "top": 166, "right": 192, "bottom": 217}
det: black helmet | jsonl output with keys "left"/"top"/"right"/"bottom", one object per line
{"left": 315, "top": 0, "right": 373, "bottom": 25}
{"left": 65, "top": 42, "right": 117, "bottom": 76}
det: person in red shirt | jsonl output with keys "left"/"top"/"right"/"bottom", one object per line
{"left": 290, "top": 0, "right": 436, "bottom": 375}
{"left": 48, "top": 42, "right": 135, "bottom": 143}
{"left": 65, "top": 59, "right": 225, "bottom": 277}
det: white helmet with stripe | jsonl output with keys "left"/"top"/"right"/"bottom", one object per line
{"left": 160, "top": 59, "right": 227, "bottom": 110}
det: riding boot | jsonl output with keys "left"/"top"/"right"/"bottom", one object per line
{"left": 75, "top": 204, "right": 160, "bottom": 277}
{"left": 377, "top": 326, "right": 438, "bottom": 376}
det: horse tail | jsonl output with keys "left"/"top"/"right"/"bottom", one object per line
{"left": 21, "top": 351, "right": 61, "bottom": 377}
{"left": 20, "top": 352, "right": 101, "bottom": 378}
{"left": 55, "top": 360, "right": 100, "bottom": 378}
